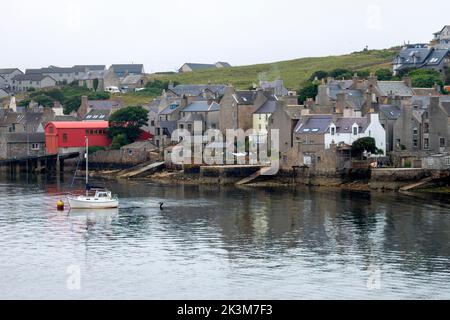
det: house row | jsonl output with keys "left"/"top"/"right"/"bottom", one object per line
{"left": 393, "top": 26, "right": 450, "bottom": 75}
{"left": 1, "top": 64, "right": 145, "bottom": 93}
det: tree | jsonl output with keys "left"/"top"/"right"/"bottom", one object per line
{"left": 298, "top": 82, "right": 319, "bottom": 104}
{"left": 408, "top": 69, "right": 444, "bottom": 88}
{"left": 351, "top": 137, "right": 381, "bottom": 158}
{"left": 375, "top": 68, "right": 393, "bottom": 81}
{"left": 108, "top": 106, "right": 149, "bottom": 142}
{"left": 309, "top": 70, "right": 328, "bottom": 82}
{"left": 64, "top": 96, "right": 81, "bottom": 115}
{"left": 32, "top": 94, "right": 54, "bottom": 107}
{"left": 329, "top": 68, "right": 353, "bottom": 79}
{"left": 93, "top": 78, "right": 99, "bottom": 92}
{"left": 110, "top": 134, "right": 129, "bottom": 150}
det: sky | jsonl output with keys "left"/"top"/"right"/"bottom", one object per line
{"left": 1, "top": 0, "right": 449, "bottom": 73}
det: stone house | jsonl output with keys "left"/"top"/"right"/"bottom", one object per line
{"left": 110, "top": 64, "right": 144, "bottom": 79}
{"left": 178, "top": 101, "right": 221, "bottom": 133}
{"left": 0, "top": 88, "right": 9, "bottom": 99}
{"left": 0, "top": 132, "right": 45, "bottom": 159}
{"left": 165, "top": 84, "right": 227, "bottom": 100}
{"left": 0, "top": 68, "right": 24, "bottom": 89}
{"left": 11, "top": 74, "right": 57, "bottom": 92}
{"left": 219, "top": 87, "right": 272, "bottom": 134}
{"left": 268, "top": 104, "right": 304, "bottom": 154}
{"left": 423, "top": 96, "right": 450, "bottom": 153}
{"left": 120, "top": 75, "right": 148, "bottom": 92}
{"left": 379, "top": 104, "right": 402, "bottom": 152}
{"left": 432, "top": 25, "right": 450, "bottom": 49}
{"left": 77, "top": 95, "right": 123, "bottom": 119}
{"left": 154, "top": 99, "right": 187, "bottom": 149}
{"left": 25, "top": 67, "right": 77, "bottom": 85}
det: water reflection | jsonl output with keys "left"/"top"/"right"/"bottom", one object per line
{"left": 0, "top": 176, "right": 450, "bottom": 299}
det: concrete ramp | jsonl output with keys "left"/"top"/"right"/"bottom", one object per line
{"left": 400, "top": 177, "right": 434, "bottom": 191}
{"left": 236, "top": 167, "right": 271, "bottom": 185}
{"left": 118, "top": 162, "right": 165, "bottom": 179}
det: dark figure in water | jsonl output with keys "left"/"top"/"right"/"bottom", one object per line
{"left": 159, "top": 202, "right": 164, "bottom": 210}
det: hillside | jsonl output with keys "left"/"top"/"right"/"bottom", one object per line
{"left": 148, "top": 48, "right": 399, "bottom": 90}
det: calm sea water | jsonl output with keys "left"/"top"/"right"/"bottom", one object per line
{"left": 0, "top": 175, "right": 450, "bottom": 300}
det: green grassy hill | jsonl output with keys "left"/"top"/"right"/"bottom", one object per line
{"left": 149, "top": 48, "right": 399, "bottom": 90}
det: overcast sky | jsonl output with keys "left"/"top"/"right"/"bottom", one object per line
{"left": 1, "top": 0, "right": 449, "bottom": 73}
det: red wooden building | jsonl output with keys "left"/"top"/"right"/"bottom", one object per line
{"left": 45, "top": 121, "right": 111, "bottom": 154}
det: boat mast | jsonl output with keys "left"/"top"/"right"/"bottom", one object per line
{"left": 86, "top": 135, "right": 89, "bottom": 197}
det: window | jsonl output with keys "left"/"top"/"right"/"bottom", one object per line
{"left": 31, "top": 143, "right": 40, "bottom": 150}
{"left": 151, "top": 120, "right": 155, "bottom": 127}
{"left": 187, "top": 124, "right": 192, "bottom": 131}
{"left": 331, "top": 127, "right": 336, "bottom": 135}
{"left": 49, "top": 127, "right": 54, "bottom": 134}
{"left": 63, "top": 133, "right": 68, "bottom": 142}
{"left": 445, "top": 157, "right": 450, "bottom": 166}
{"left": 180, "top": 124, "right": 184, "bottom": 129}
{"left": 128, "top": 149, "right": 133, "bottom": 155}
{"left": 413, "top": 127, "right": 418, "bottom": 135}
{"left": 424, "top": 123, "right": 429, "bottom": 134}
{"left": 424, "top": 138, "right": 429, "bottom": 149}
{"left": 157, "top": 128, "right": 160, "bottom": 135}
{"left": 413, "top": 139, "right": 418, "bottom": 148}
{"left": 353, "top": 127, "right": 358, "bottom": 135}
{"left": 440, "top": 137, "right": 446, "bottom": 148}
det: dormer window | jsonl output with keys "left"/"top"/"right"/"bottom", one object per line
{"left": 353, "top": 126, "right": 358, "bottom": 135}
{"left": 330, "top": 126, "right": 336, "bottom": 135}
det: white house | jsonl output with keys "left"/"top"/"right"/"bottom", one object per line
{"left": 325, "top": 113, "right": 386, "bottom": 155}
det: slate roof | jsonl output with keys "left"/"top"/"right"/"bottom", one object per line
{"left": 442, "top": 102, "right": 450, "bottom": 115}
{"left": 178, "top": 113, "right": 204, "bottom": 123}
{"left": 111, "top": 64, "right": 144, "bottom": 75}
{"left": 12, "top": 74, "right": 55, "bottom": 82}
{"left": 73, "top": 65, "right": 106, "bottom": 72}
{"left": 84, "top": 109, "right": 111, "bottom": 121}
{"left": 254, "top": 100, "right": 277, "bottom": 114}
{"left": 121, "top": 74, "right": 145, "bottom": 85}
{"left": 377, "top": 81, "right": 414, "bottom": 97}
{"left": 379, "top": 105, "right": 401, "bottom": 120}
{"left": 159, "top": 121, "right": 177, "bottom": 136}
{"left": 168, "top": 84, "right": 227, "bottom": 96}
{"left": 0, "top": 68, "right": 21, "bottom": 75}
{"left": 294, "top": 115, "right": 333, "bottom": 134}
{"left": 88, "top": 100, "right": 122, "bottom": 110}
{"left": 26, "top": 67, "right": 75, "bottom": 74}
{"left": 182, "top": 101, "right": 220, "bottom": 112}
{"left": 394, "top": 46, "right": 450, "bottom": 69}
{"left": 335, "top": 117, "right": 369, "bottom": 134}
{"left": 159, "top": 102, "right": 181, "bottom": 115}
{"left": 216, "top": 62, "right": 231, "bottom": 68}
{"left": 4, "top": 132, "right": 45, "bottom": 143}
{"left": 233, "top": 91, "right": 258, "bottom": 105}
{"left": 182, "top": 63, "right": 217, "bottom": 71}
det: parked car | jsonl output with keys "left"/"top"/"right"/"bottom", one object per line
{"left": 105, "top": 86, "right": 121, "bottom": 94}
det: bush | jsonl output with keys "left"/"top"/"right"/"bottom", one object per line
{"left": 375, "top": 68, "right": 393, "bottom": 81}
{"left": 409, "top": 69, "right": 444, "bottom": 88}
{"left": 111, "top": 134, "right": 129, "bottom": 150}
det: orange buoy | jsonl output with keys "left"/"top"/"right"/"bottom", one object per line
{"left": 57, "top": 200, "right": 65, "bottom": 211}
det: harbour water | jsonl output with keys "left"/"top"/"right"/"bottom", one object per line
{"left": 0, "top": 175, "right": 450, "bottom": 299}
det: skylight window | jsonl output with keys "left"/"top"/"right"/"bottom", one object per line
{"left": 303, "top": 129, "right": 310, "bottom": 132}
{"left": 311, "top": 129, "right": 319, "bottom": 132}
{"left": 93, "top": 115, "right": 99, "bottom": 119}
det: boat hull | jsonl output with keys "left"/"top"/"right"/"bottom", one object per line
{"left": 68, "top": 196, "right": 119, "bottom": 209}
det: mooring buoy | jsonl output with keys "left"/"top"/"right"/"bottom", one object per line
{"left": 57, "top": 200, "right": 65, "bottom": 211}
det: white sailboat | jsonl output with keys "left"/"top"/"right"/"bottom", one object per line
{"left": 67, "top": 137, "right": 119, "bottom": 209}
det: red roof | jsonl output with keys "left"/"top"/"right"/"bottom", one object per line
{"left": 46, "top": 121, "right": 109, "bottom": 129}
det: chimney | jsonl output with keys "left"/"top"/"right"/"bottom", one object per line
{"left": 352, "top": 73, "right": 359, "bottom": 88}
{"left": 368, "top": 72, "right": 377, "bottom": 88}
{"left": 403, "top": 76, "right": 412, "bottom": 88}
{"left": 336, "top": 92, "right": 346, "bottom": 114}
{"left": 77, "top": 95, "right": 89, "bottom": 119}
{"left": 305, "top": 98, "right": 314, "bottom": 109}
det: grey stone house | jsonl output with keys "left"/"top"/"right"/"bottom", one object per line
{"left": 0, "top": 132, "right": 45, "bottom": 159}
{"left": 11, "top": 74, "right": 57, "bottom": 92}
{"left": 268, "top": 104, "right": 304, "bottom": 154}
{"left": 110, "top": 64, "right": 145, "bottom": 78}
{"left": 177, "top": 101, "right": 221, "bottom": 133}
{"left": 0, "top": 68, "right": 24, "bottom": 89}
{"left": 219, "top": 87, "right": 272, "bottom": 134}
{"left": 423, "top": 96, "right": 450, "bottom": 153}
